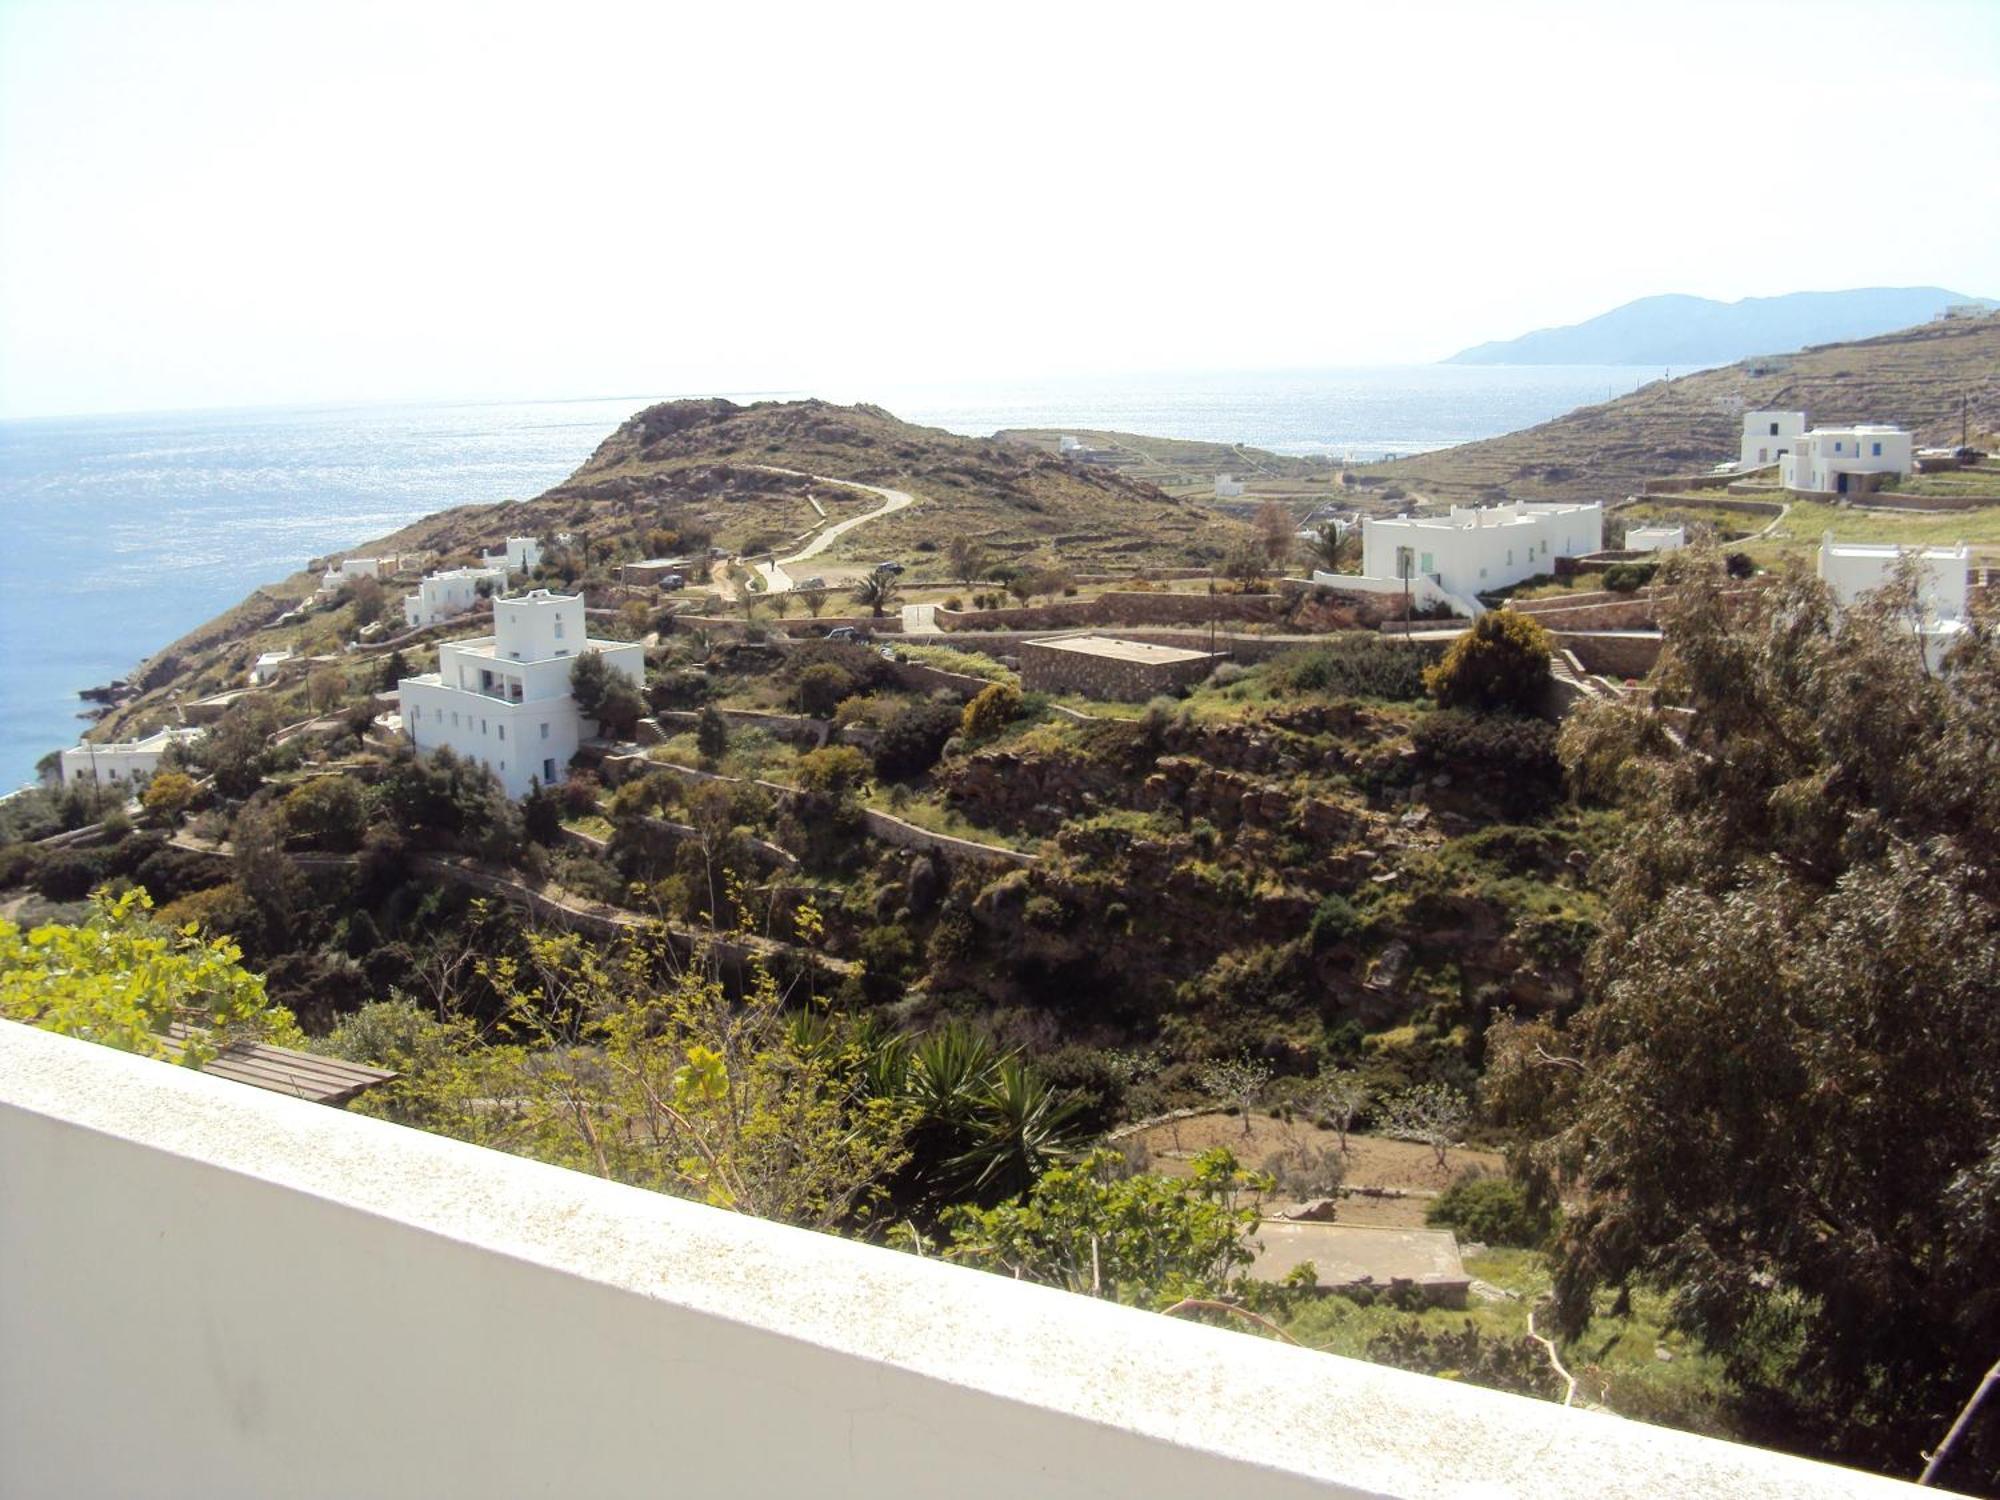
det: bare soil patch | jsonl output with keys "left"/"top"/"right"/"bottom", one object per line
{"left": 1124, "top": 1111, "right": 1503, "bottom": 1230}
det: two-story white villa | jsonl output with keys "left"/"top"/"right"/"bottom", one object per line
{"left": 401, "top": 565, "right": 509, "bottom": 629}
{"left": 481, "top": 536, "right": 544, "bottom": 575}
{"left": 1740, "top": 410, "right": 1806, "bottom": 470}
{"left": 1817, "top": 533, "right": 1971, "bottom": 668}
{"left": 1347, "top": 501, "right": 1603, "bottom": 614}
{"left": 397, "top": 590, "right": 643, "bottom": 798}
{"left": 57, "top": 727, "right": 203, "bottom": 789}
{"left": 1781, "top": 425, "right": 1914, "bottom": 495}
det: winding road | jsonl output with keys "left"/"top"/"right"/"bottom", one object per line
{"left": 746, "top": 467, "right": 917, "bottom": 595}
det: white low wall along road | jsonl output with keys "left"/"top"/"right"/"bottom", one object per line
{"left": 0, "top": 1020, "right": 1945, "bottom": 1499}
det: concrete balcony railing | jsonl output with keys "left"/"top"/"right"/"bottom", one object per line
{"left": 0, "top": 1020, "right": 1941, "bottom": 1499}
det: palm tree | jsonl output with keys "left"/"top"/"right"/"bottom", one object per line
{"left": 950, "top": 1057, "right": 1085, "bottom": 1202}
{"left": 885, "top": 1024, "right": 1085, "bottom": 1212}
{"left": 852, "top": 570, "right": 902, "bottom": 618}
{"left": 1305, "top": 521, "right": 1346, "bottom": 572}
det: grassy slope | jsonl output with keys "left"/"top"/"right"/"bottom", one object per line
{"left": 1360, "top": 313, "right": 2000, "bottom": 506}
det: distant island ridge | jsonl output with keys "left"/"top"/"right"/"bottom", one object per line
{"left": 1447, "top": 286, "right": 1996, "bottom": 367}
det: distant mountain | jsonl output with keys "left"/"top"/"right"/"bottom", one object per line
{"left": 1446, "top": 287, "right": 1995, "bottom": 367}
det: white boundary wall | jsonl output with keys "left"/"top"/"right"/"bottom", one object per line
{"left": 0, "top": 1021, "right": 1941, "bottom": 1500}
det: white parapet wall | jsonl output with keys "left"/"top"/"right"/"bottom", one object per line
{"left": 0, "top": 1021, "right": 1940, "bottom": 1500}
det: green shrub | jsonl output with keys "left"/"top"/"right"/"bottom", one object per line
{"left": 1425, "top": 1171, "right": 1556, "bottom": 1247}
{"left": 282, "top": 775, "right": 369, "bottom": 852}
{"left": 33, "top": 846, "right": 112, "bottom": 901}
{"left": 0, "top": 842, "right": 41, "bottom": 889}
{"left": 1411, "top": 711, "right": 1561, "bottom": 817}
{"left": 1602, "top": 562, "right": 1658, "bottom": 593}
{"left": 1423, "top": 612, "right": 1552, "bottom": 713}
{"left": 872, "top": 700, "right": 961, "bottom": 781}
{"left": 960, "top": 681, "right": 1023, "bottom": 742}
{"left": 858, "top": 924, "right": 916, "bottom": 1004}
{"left": 1277, "top": 635, "right": 1434, "bottom": 701}
{"left": 695, "top": 706, "right": 730, "bottom": 764}
{"left": 793, "top": 662, "right": 856, "bottom": 719}
{"left": 1308, "top": 893, "right": 1364, "bottom": 949}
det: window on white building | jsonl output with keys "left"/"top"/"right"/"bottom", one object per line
{"left": 543, "top": 757, "right": 557, "bottom": 782}
{"left": 1872, "top": 442, "right": 1882, "bottom": 457}
{"left": 497, "top": 724, "right": 505, "bottom": 741}
{"left": 553, "top": 619, "right": 565, "bottom": 640}
{"left": 1506, "top": 549, "right": 1513, "bottom": 566}
{"left": 1768, "top": 421, "right": 1779, "bottom": 436}
{"left": 451, "top": 711, "right": 459, "bottom": 727}
{"left": 540, "top": 722, "right": 550, "bottom": 740}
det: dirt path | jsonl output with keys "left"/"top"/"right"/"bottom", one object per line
{"left": 746, "top": 467, "right": 917, "bottom": 594}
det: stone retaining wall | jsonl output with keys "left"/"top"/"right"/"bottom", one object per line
{"left": 599, "top": 753, "right": 1036, "bottom": 869}
{"left": 858, "top": 808, "right": 1037, "bottom": 866}
{"left": 1506, "top": 592, "right": 1663, "bottom": 630}
{"left": 937, "top": 591, "right": 1286, "bottom": 634}
{"left": 1853, "top": 492, "right": 1998, "bottom": 513}
{"left": 1555, "top": 631, "right": 1663, "bottom": 679}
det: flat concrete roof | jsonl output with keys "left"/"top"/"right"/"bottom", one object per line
{"left": 1023, "top": 635, "right": 1221, "bottom": 666}
{"left": 1248, "top": 1222, "right": 1468, "bottom": 1290}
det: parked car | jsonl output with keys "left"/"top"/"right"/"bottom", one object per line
{"left": 796, "top": 576, "right": 826, "bottom": 591}
{"left": 874, "top": 561, "right": 905, "bottom": 575}
{"left": 827, "top": 626, "right": 862, "bottom": 643}
{"left": 661, "top": 572, "right": 686, "bottom": 591}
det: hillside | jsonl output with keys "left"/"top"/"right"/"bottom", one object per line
{"left": 91, "top": 399, "right": 1249, "bottom": 736}
{"left": 504, "top": 399, "right": 1248, "bottom": 570}
{"left": 1447, "top": 287, "right": 1993, "bottom": 366}
{"left": 1371, "top": 312, "right": 2000, "bottom": 505}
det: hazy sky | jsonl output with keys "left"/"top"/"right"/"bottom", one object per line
{"left": 2, "top": 0, "right": 1995, "bottom": 419}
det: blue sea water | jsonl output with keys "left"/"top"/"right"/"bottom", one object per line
{"left": 0, "top": 365, "right": 1658, "bottom": 788}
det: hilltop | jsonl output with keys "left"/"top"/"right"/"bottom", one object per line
{"left": 449, "top": 398, "right": 1249, "bottom": 571}
{"left": 1371, "top": 312, "right": 2000, "bottom": 505}
{"left": 1447, "top": 287, "right": 1993, "bottom": 366}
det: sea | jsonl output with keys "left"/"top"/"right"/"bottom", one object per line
{"left": 0, "top": 364, "right": 1660, "bottom": 788}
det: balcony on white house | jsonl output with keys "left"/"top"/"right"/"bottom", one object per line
{"left": 0, "top": 1019, "right": 1944, "bottom": 1500}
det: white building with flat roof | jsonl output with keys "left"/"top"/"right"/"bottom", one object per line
{"left": 1818, "top": 533, "right": 1971, "bottom": 668}
{"left": 57, "top": 727, "right": 203, "bottom": 789}
{"left": 249, "top": 649, "right": 293, "bottom": 685}
{"left": 481, "top": 536, "right": 543, "bottom": 575}
{"left": 402, "top": 565, "right": 509, "bottom": 629}
{"left": 1624, "top": 525, "right": 1686, "bottom": 553}
{"left": 1214, "top": 474, "right": 1245, "bottom": 499}
{"left": 1740, "top": 410, "right": 1806, "bottom": 470}
{"left": 398, "top": 589, "right": 644, "bottom": 798}
{"left": 1355, "top": 501, "right": 1603, "bottom": 614}
{"left": 1781, "top": 426, "right": 1914, "bottom": 496}
{"left": 317, "top": 556, "right": 390, "bottom": 595}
